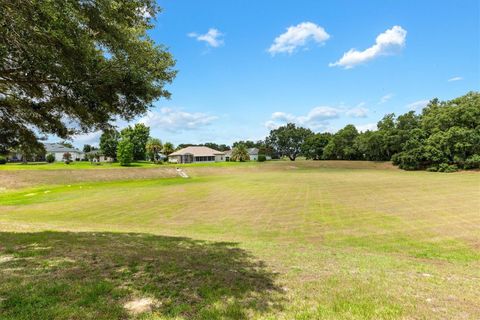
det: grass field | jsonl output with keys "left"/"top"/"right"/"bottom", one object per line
{"left": 0, "top": 161, "right": 479, "bottom": 319}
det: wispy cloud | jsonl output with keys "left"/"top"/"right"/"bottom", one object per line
{"left": 265, "top": 104, "right": 369, "bottom": 130}
{"left": 268, "top": 22, "right": 330, "bottom": 55}
{"left": 330, "top": 25, "right": 407, "bottom": 69}
{"left": 265, "top": 106, "right": 340, "bottom": 130}
{"left": 379, "top": 93, "right": 394, "bottom": 104}
{"left": 188, "top": 28, "right": 224, "bottom": 47}
{"left": 448, "top": 76, "right": 463, "bottom": 82}
{"left": 346, "top": 104, "right": 369, "bottom": 118}
{"left": 406, "top": 99, "right": 429, "bottom": 112}
{"left": 138, "top": 108, "right": 218, "bottom": 132}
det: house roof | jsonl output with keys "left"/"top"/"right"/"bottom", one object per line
{"left": 44, "top": 143, "right": 83, "bottom": 154}
{"left": 170, "top": 146, "right": 225, "bottom": 157}
{"left": 247, "top": 148, "right": 259, "bottom": 155}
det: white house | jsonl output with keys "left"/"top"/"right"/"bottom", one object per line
{"left": 168, "top": 146, "right": 225, "bottom": 164}
{"left": 224, "top": 148, "right": 271, "bottom": 161}
{"left": 44, "top": 143, "right": 84, "bottom": 162}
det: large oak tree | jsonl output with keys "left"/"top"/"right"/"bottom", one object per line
{"left": 0, "top": 0, "right": 176, "bottom": 152}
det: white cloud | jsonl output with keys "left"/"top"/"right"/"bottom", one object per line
{"left": 188, "top": 28, "right": 224, "bottom": 47}
{"left": 346, "top": 105, "right": 368, "bottom": 118}
{"left": 268, "top": 22, "right": 330, "bottom": 55}
{"left": 265, "top": 106, "right": 342, "bottom": 130}
{"left": 356, "top": 123, "right": 377, "bottom": 132}
{"left": 448, "top": 76, "right": 463, "bottom": 82}
{"left": 379, "top": 93, "right": 394, "bottom": 104}
{"left": 138, "top": 108, "right": 218, "bottom": 132}
{"left": 406, "top": 99, "right": 429, "bottom": 112}
{"left": 329, "top": 25, "right": 407, "bottom": 69}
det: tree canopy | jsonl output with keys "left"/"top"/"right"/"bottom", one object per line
{"left": 0, "top": 0, "right": 176, "bottom": 152}
{"left": 266, "top": 123, "right": 314, "bottom": 161}
{"left": 120, "top": 123, "right": 150, "bottom": 160}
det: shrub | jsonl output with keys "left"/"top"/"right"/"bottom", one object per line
{"left": 63, "top": 152, "right": 72, "bottom": 164}
{"left": 464, "top": 154, "right": 480, "bottom": 169}
{"left": 0, "top": 156, "right": 6, "bottom": 165}
{"left": 257, "top": 155, "right": 267, "bottom": 162}
{"left": 117, "top": 139, "right": 134, "bottom": 166}
{"left": 438, "top": 163, "right": 458, "bottom": 173}
{"left": 426, "top": 166, "right": 438, "bottom": 172}
{"left": 46, "top": 153, "right": 55, "bottom": 163}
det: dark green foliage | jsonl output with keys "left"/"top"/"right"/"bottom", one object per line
{"left": 117, "top": 139, "right": 134, "bottom": 166}
{"left": 301, "top": 133, "right": 331, "bottom": 160}
{"left": 146, "top": 138, "right": 162, "bottom": 162}
{"left": 308, "top": 92, "right": 480, "bottom": 172}
{"left": 437, "top": 163, "right": 458, "bottom": 173}
{"left": 46, "top": 154, "right": 55, "bottom": 163}
{"left": 121, "top": 124, "right": 150, "bottom": 160}
{"left": 266, "top": 123, "right": 314, "bottom": 161}
{"left": 162, "top": 142, "right": 174, "bottom": 155}
{"left": 323, "top": 125, "right": 360, "bottom": 160}
{"left": 257, "top": 155, "right": 267, "bottom": 162}
{"left": 464, "top": 154, "right": 480, "bottom": 169}
{"left": 0, "top": 0, "right": 176, "bottom": 151}
{"left": 0, "top": 156, "right": 6, "bottom": 164}
{"left": 203, "top": 143, "right": 230, "bottom": 151}
{"left": 100, "top": 130, "right": 120, "bottom": 160}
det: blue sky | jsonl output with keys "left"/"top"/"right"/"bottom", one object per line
{"left": 76, "top": 0, "right": 479, "bottom": 147}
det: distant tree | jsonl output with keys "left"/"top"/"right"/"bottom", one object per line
{"left": 117, "top": 139, "right": 134, "bottom": 166}
{"left": 162, "top": 142, "right": 175, "bottom": 155}
{"left": 83, "top": 144, "right": 92, "bottom": 153}
{"left": 100, "top": 130, "right": 120, "bottom": 160}
{"left": 146, "top": 138, "right": 163, "bottom": 162}
{"left": 231, "top": 145, "right": 250, "bottom": 162}
{"left": 266, "top": 123, "right": 314, "bottom": 161}
{"left": 60, "top": 141, "right": 74, "bottom": 149}
{"left": 323, "top": 125, "right": 360, "bottom": 160}
{"left": 46, "top": 153, "right": 55, "bottom": 163}
{"left": 0, "top": 0, "right": 176, "bottom": 151}
{"left": 232, "top": 140, "right": 259, "bottom": 149}
{"left": 121, "top": 124, "right": 150, "bottom": 160}
{"left": 354, "top": 131, "right": 385, "bottom": 161}
{"left": 63, "top": 152, "right": 72, "bottom": 164}
{"left": 16, "top": 142, "right": 46, "bottom": 163}
{"left": 176, "top": 144, "right": 194, "bottom": 150}
{"left": 301, "top": 133, "right": 332, "bottom": 160}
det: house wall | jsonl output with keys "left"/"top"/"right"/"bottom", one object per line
{"left": 52, "top": 152, "right": 84, "bottom": 162}
{"left": 215, "top": 155, "right": 225, "bottom": 162}
{"left": 249, "top": 154, "right": 258, "bottom": 161}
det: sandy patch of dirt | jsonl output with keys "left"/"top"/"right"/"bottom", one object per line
{"left": 124, "top": 297, "right": 158, "bottom": 315}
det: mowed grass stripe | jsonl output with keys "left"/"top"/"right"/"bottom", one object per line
{"left": 0, "top": 161, "right": 479, "bottom": 319}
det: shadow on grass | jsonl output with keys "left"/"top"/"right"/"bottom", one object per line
{"left": 0, "top": 231, "right": 284, "bottom": 319}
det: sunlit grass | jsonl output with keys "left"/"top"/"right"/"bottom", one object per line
{"left": 0, "top": 161, "right": 479, "bottom": 319}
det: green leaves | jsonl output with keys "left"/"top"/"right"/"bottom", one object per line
{"left": 0, "top": 0, "right": 175, "bottom": 150}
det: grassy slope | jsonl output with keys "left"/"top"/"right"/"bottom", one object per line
{"left": 0, "top": 161, "right": 479, "bottom": 319}
{"left": 0, "top": 160, "right": 256, "bottom": 171}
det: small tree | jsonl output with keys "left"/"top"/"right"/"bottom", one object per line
{"left": 100, "top": 129, "right": 120, "bottom": 161}
{"left": 117, "top": 139, "right": 134, "bottom": 166}
{"left": 162, "top": 142, "right": 174, "bottom": 155}
{"left": 146, "top": 138, "right": 163, "bottom": 162}
{"left": 63, "top": 152, "right": 72, "bottom": 164}
{"left": 231, "top": 145, "right": 250, "bottom": 162}
{"left": 46, "top": 153, "right": 55, "bottom": 163}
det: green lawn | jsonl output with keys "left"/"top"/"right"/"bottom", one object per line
{"left": 0, "top": 160, "right": 257, "bottom": 170}
{"left": 0, "top": 161, "right": 479, "bottom": 319}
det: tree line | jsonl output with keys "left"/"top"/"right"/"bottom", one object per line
{"left": 264, "top": 92, "right": 480, "bottom": 171}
